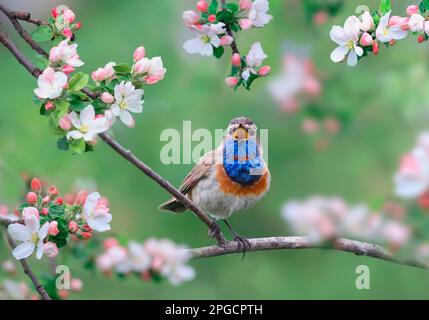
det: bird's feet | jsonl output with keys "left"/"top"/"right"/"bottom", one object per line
{"left": 208, "top": 221, "right": 227, "bottom": 247}
{"left": 233, "top": 235, "right": 251, "bottom": 260}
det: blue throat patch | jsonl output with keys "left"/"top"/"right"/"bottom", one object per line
{"left": 223, "top": 138, "right": 264, "bottom": 186}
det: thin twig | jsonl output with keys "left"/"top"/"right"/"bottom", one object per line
{"left": 0, "top": 3, "right": 49, "bottom": 57}
{"left": 12, "top": 11, "right": 47, "bottom": 26}
{"left": 221, "top": 0, "right": 240, "bottom": 54}
{"left": 188, "top": 236, "right": 429, "bottom": 270}
{"left": 4, "top": 233, "right": 52, "bottom": 300}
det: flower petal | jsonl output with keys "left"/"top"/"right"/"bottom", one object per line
{"left": 12, "top": 242, "right": 35, "bottom": 260}
{"left": 7, "top": 224, "right": 32, "bottom": 242}
{"left": 330, "top": 46, "right": 348, "bottom": 63}
{"left": 119, "top": 110, "right": 135, "bottom": 128}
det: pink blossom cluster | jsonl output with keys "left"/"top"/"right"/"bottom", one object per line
{"left": 96, "top": 237, "right": 195, "bottom": 286}
{"left": 394, "top": 131, "right": 429, "bottom": 199}
{"left": 51, "top": 5, "right": 81, "bottom": 39}
{"left": 281, "top": 196, "right": 411, "bottom": 249}
{"left": 182, "top": 0, "right": 272, "bottom": 89}
{"left": 6, "top": 177, "right": 112, "bottom": 261}
{"left": 0, "top": 279, "right": 38, "bottom": 300}
{"left": 330, "top": 4, "right": 429, "bottom": 67}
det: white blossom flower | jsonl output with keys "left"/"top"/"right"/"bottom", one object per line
{"left": 7, "top": 216, "right": 49, "bottom": 260}
{"left": 376, "top": 11, "right": 408, "bottom": 43}
{"left": 82, "top": 192, "right": 112, "bottom": 232}
{"left": 360, "top": 11, "right": 375, "bottom": 32}
{"left": 394, "top": 147, "right": 429, "bottom": 198}
{"left": 409, "top": 13, "right": 425, "bottom": 32}
{"left": 49, "top": 38, "right": 84, "bottom": 67}
{"left": 111, "top": 81, "right": 144, "bottom": 127}
{"left": 34, "top": 67, "right": 68, "bottom": 99}
{"left": 329, "top": 16, "right": 363, "bottom": 67}
{"left": 242, "top": 42, "right": 267, "bottom": 81}
{"left": 133, "top": 56, "right": 167, "bottom": 85}
{"left": 66, "top": 105, "right": 110, "bottom": 141}
{"left": 0, "top": 280, "right": 31, "bottom": 300}
{"left": 116, "top": 241, "right": 151, "bottom": 274}
{"left": 183, "top": 23, "right": 226, "bottom": 56}
{"left": 248, "top": 0, "right": 273, "bottom": 28}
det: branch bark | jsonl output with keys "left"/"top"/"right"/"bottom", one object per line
{"left": 188, "top": 236, "right": 429, "bottom": 270}
{"left": 221, "top": 0, "right": 240, "bottom": 55}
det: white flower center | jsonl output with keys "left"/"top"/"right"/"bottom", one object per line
{"left": 80, "top": 125, "right": 89, "bottom": 133}
{"left": 346, "top": 40, "right": 354, "bottom": 50}
{"left": 383, "top": 28, "right": 389, "bottom": 36}
{"left": 31, "top": 233, "right": 39, "bottom": 243}
{"left": 119, "top": 99, "right": 128, "bottom": 110}
{"left": 201, "top": 35, "right": 210, "bottom": 44}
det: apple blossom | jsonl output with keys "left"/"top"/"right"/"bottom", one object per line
{"left": 43, "top": 242, "right": 59, "bottom": 258}
{"left": 82, "top": 192, "right": 112, "bottom": 232}
{"left": 115, "top": 241, "right": 151, "bottom": 274}
{"left": 133, "top": 56, "right": 166, "bottom": 85}
{"left": 196, "top": 0, "right": 208, "bottom": 12}
{"left": 360, "top": 32, "right": 373, "bottom": 46}
{"left": 183, "top": 10, "right": 200, "bottom": 27}
{"left": 183, "top": 23, "right": 226, "bottom": 56}
{"left": 91, "top": 62, "right": 116, "bottom": 83}
{"left": 26, "top": 192, "right": 38, "bottom": 205}
{"left": 242, "top": 42, "right": 267, "bottom": 80}
{"left": 408, "top": 13, "right": 425, "bottom": 32}
{"left": 239, "top": 0, "right": 252, "bottom": 10}
{"left": 66, "top": 105, "right": 110, "bottom": 141}
{"left": 225, "top": 76, "right": 238, "bottom": 87}
{"left": 41, "top": 208, "right": 49, "bottom": 216}
{"left": 22, "top": 207, "right": 39, "bottom": 221}
{"left": 8, "top": 215, "right": 49, "bottom": 260}
{"left": 69, "top": 221, "right": 79, "bottom": 233}
{"left": 231, "top": 53, "right": 241, "bottom": 66}
{"left": 360, "top": 11, "right": 375, "bottom": 32}
{"left": 70, "top": 279, "right": 83, "bottom": 292}
{"left": 258, "top": 65, "right": 271, "bottom": 76}
{"left": 101, "top": 92, "right": 114, "bottom": 104}
{"left": 110, "top": 81, "right": 144, "bottom": 128}
{"left": 376, "top": 12, "right": 408, "bottom": 43}
{"left": 239, "top": 18, "right": 253, "bottom": 30}
{"left": 208, "top": 14, "right": 216, "bottom": 23}
{"left": 45, "top": 101, "right": 55, "bottom": 111}
{"left": 31, "top": 178, "right": 41, "bottom": 192}
{"left": 59, "top": 114, "right": 72, "bottom": 130}
{"left": 407, "top": 5, "right": 420, "bottom": 16}
{"left": 63, "top": 9, "right": 76, "bottom": 25}
{"left": 329, "top": 16, "right": 363, "bottom": 67}
{"left": 220, "top": 35, "right": 234, "bottom": 46}
{"left": 48, "top": 221, "right": 59, "bottom": 236}
{"left": 34, "top": 67, "right": 68, "bottom": 100}
{"left": 133, "top": 46, "right": 146, "bottom": 62}
{"left": 248, "top": 0, "right": 273, "bottom": 28}
{"left": 62, "top": 65, "right": 75, "bottom": 74}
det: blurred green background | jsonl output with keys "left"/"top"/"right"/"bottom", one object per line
{"left": 1, "top": 0, "right": 429, "bottom": 299}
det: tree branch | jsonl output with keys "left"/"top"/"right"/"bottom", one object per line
{"left": 0, "top": 3, "right": 49, "bottom": 57}
{"left": 221, "top": 0, "right": 240, "bottom": 55}
{"left": 4, "top": 232, "right": 52, "bottom": 300}
{"left": 188, "top": 236, "right": 429, "bottom": 270}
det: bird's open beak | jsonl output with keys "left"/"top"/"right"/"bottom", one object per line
{"left": 233, "top": 126, "right": 249, "bottom": 141}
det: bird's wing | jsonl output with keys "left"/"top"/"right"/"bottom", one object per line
{"left": 179, "top": 150, "right": 216, "bottom": 194}
{"left": 159, "top": 150, "right": 217, "bottom": 213}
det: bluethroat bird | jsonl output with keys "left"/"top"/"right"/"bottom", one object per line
{"left": 160, "top": 117, "right": 270, "bottom": 255}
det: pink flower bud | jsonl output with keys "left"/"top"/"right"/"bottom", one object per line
{"left": 98, "top": 197, "right": 109, "bottom": 207}
{"left": 45, "top": 101, "right": 55, "bottom": 111}
{"left": 71, "top": 279, "right": 83, "bottom": 292}
{"left": 74, "top": 22, "right": 82, "bottom": 30}
{"left": 313, "top": 11, "right": 328, "bottom": 25}
{"left": 59, "top": 114, "right": 72, "bottom": 131}
{"left": 69, "top": 221, "right": 79, "bottom": 233}
{"left": 225, "top": 76, "right": 239, "bottom": 87}
{"left": 133, "top": 46, "right": 146, "bottom": 62}
{"left": 91, "top": 68, "right": 107, "bottom": 82}
{"left": 239, "top": 18, "right": 252, "bottom": 30}
{"left": 407, "top": 5, "right": 419, "bottom": 16}
{"left": 231, "top": 53, "right": 241, "bottom": 66}
{"left": 239, "top": 0, "right": 252, "bottom": 10}
{"left": 208, "top": 14, "right": 216, "bottom": 23}
{"left": 196, "top": 0, "right": 209, "bottom": 12}
{"left": 301, "top": 118, "right": 319, "bottom": 134}
{"left": 48, "top": 221, "right": 60, "bottom": 236}
{"left": 324, "top": 117, "right": 341, "bottom": 134}
{"left": 258, "top": 65, "right": 271, "bottom": 77}
{"left": 55, "top": 197, "right": 63, "bottom": 205}
{"left": 101, "top": 92, "right": 114, "bottom": 104}
{"left": 31, "top": 178, "right": 42, "bottom": 192}
{"left": 41, "top": 208, "right": 49, "bottom": 216}
{"left": 22, "top": 207, "right": 39, "bottom": 221}
{"left": 389, "top": 15, "right": 401, "bottom": 27}
{"left": 48, "top": 186, "right": 58, "bottom": 197}
{"left": 43, "top": 242, "right": 59, "bottom": 258}
{"left": 42, "top": 196, "right": 50, "bottom": 204}
{"left": 26, "top": 192, "right": 38, "bottom": 205}
{"left": 183, "top": 10, "right": 200, "bottom": 26}
{"left": 418, "top": 34, "right": 426, "bottom": 43}
{"left": 360, "top": 32, "right": 373, "bottom": 46}
{"left": 75, "top": 190, "right": 88, "bottom": 205}
{"left": 103, "top": 237, "right": 119, "bottom": 250}
{"left": 63, "top": 9, "right": 76, "bottom": 24}
{"left": 80, "top": 231, "right": 93, "bottom": 240}
{"left": 220, "top": 35, "right": 234, "bottom": 46}
{"left": 51, "top": 7, "right": 58, "bottom": 19}
{"left": 372, "top": 41, "right": 379, "bottom": 55}
{"left": 63, "top": 28, "right": 73, "bottom": 38}
{"left": 58, "top": 290, "right": 68, "bottom": 300}
{"left": 62, "top": 65, "right": 75, "bottom": 74}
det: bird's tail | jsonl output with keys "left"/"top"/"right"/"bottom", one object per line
{"left": 159, "top": 198, "right": 187, "bottom": 213}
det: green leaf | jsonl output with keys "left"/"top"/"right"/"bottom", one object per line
{"left": 216, "top": 10, "right": 235, "bottom": 23}
{"left": 230, "top": 22, "right": 240, "bottom": 32}
{"left": 31, "top": 25, "right": 53, "bottom": 42}
{"left": 371, "top": 10, "right": 380, "bottom": 26}
{"left": 226, "top": 3, "right": 239, "bottom": 13}
{"left": 213, "top": 46, "right": 225, "bottom": 59}
{"left": 49, "top": 113, "right": 66, "bottom": 136}
{"left": 379, "top": 0, "right": 391, "bottom": 15}
{"left": 85, "top": 143, "right": 94, "bottom": 153}
{"left": 70, "top": 138, "right": 86, "bottom": 155}
{"left": 113, "top": 63, "right": 132, "bottom": 74}
{"left": 244, "top": 73, "right": 259, "bottom": 90}
{"left": 68, "top": 72, "right": 89, "bottom": 91}
{"left": 68, "top": 94, "right": 87, "bottom": 112}
{"left": 57, "top": 137, "right": 69, "bottom": 151}
{"left": 209, "top": 0, "right": 218, "bottom": 14}
{"left": 422, "top": 0, "right": 429, "bottom": 12}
